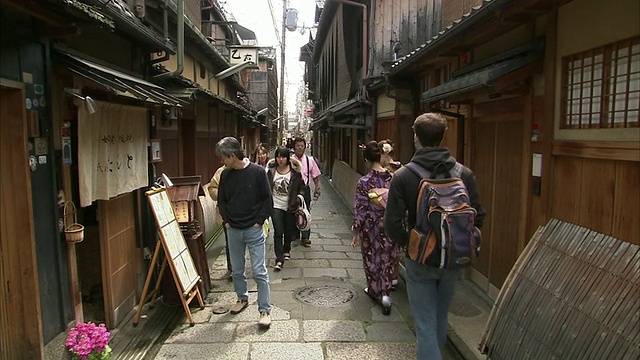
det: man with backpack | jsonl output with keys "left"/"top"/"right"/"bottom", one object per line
{"left": 292, "top": 137, "right": 321, "bottom": 247}
{"left": 384, "top": 112, "right": 485, "bottom": 360}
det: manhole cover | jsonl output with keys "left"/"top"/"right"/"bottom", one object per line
{"left": 294, "top": 284, "right": 357, "bottom": 307}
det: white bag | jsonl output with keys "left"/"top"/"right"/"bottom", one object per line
{"left": 294, "top": 194, "right": 311, "bottom": 232}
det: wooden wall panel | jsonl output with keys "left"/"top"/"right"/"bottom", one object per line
{"left": 550, "top": 156, "right": 582, "bottom": 224}
{"left": 472, "top": 121, "right": 496, "bottom": 277}
{"left": 99, "top": 193, "right": 140, "bottom": 328}
{"left": 612, "top": 161, "right": 640, "bottom": 244}
{"left": 0, "top": 86, "right": 42, "bottom": 359}
{"left": 578, "top": 158, "right": 615, "bottom": 235}
{"left": 489, "top": 120, "right": 523, "bottom": 289}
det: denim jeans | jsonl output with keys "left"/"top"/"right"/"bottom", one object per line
{"left": 271, "top": 208, "right": 296, "bottom": 263}
{"left": 226, "top": 225, "right": 271, "bottom": 313}
{"left": 405, "top": 257, "right": 461, "bottom": 360}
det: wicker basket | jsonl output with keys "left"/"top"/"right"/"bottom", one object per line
{"left": 64, "top": 201, "right": 84, "bottom": 243}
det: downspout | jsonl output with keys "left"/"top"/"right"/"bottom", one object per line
{"left": 153, "top": 0, "right": 184, "bottom": 79}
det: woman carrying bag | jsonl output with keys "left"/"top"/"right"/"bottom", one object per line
{"left": 266, "top": 147, "right": 305, "bottom": 271}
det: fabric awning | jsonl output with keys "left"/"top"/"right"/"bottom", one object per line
{"left": 421, "top": 52, "right": 543, "bottom": 102}
{"left": 54, "top": 49, "right": 185, "bottom": 107}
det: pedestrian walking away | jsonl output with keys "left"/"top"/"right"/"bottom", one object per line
{"left": 291, "top": 137, "right": 321, "bottom": 247}
{"left": 215, "top": 136, "right": 273, "bottom": 329}
{"left": 384, "top": 113, "right": 486, "bottom": 360}
{"left": 351, "top": 141, "right": 396, "bottom": 315}
{"left": 266, "top": 146, "right": 305, "bottom": 271}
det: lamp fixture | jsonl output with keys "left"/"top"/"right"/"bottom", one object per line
{"left": 151, "top": 172, "right": 173, "bottom": 190}
{"left": 64, "top": 88, "right": 97, "bottom": 114}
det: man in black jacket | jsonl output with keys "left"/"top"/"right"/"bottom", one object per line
{"left": 384, "top": 113, "right": 485, "bottom": 359}
{"left": 216, "top": 136, "right": 273, "bottom": 329}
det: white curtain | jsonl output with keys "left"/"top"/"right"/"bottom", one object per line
{"left": 78, "top": 100, "right": 148, "bottom": 207}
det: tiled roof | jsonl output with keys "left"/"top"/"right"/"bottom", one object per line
{"left": 390, "top": 0, "right": 498, "bottom": 74}
{"left": 60, "top": 0, "right": 115, "bottom": 29}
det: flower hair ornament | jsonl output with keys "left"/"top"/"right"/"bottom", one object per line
{"left": 382, "top": 143, "right": 393, "bottom": 154}
{"left": 358, "top": 143, "right": 367, "bottom": 150}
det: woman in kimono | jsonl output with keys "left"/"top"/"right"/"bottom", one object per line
{"left": 351, "top": 141, "right": 396, "bottom": 315}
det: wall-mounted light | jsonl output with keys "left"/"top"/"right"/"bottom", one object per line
{"left": 151, "top": 172, "right": 173, "bottom": 190}
{"left": 64, "top": 88, "right": 97, "bottom": 114}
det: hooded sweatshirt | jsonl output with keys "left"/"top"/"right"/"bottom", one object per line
{"left": 383, "top": 147, "right": 486, "bottom": 248}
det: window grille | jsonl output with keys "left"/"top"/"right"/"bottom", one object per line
{"left": 561, "top": 36, "right": 639, "bottom": 129}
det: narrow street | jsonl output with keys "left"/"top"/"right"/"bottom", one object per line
{"left": 149, "top": 176, "right": 464, "bottom": 360}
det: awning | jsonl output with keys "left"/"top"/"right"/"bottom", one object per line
{"left": 54, "top": 49, "right": 185, "bottom": 107}
{"left": 422, "top": 51, "right": 543, "bottom": 102}
{"left": 166, "top": 87, "right": 254, "bottom": 116}
{"left": 309, "top": 98, "right": 365, "bottom": 130}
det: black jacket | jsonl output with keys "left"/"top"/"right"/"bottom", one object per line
{"left": 218, "top": 161, "right": 273, "bottom": 229}
{"left": 266, "top": 157, "right": 305, "bottom": 212}
{"left": 383, "top": 147, "right": 486, "bottom": 247}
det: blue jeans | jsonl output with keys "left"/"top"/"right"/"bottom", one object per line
{"left": 405, "top": 257, "right": 461, "bottom": 360}
{"left": 226, "top": 225, "right": 271, "bottom": 314}
{"left": 271, "top": 208, "right": 296, "bottom": 263}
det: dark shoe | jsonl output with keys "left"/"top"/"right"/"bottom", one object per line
{"left": 229, "top": 299, "right": 248, "bottom": 314}
{"left": 391, "top": 279, "right": 398, "bottom": 291}
{"left": 283, "top": 253, "right": 290, "bottom": 260}
{"left": 274, "top": 262, "right": 283, "bottom": 271}
{"left": 301, "top": 238, "right": 311, "bottom": 247}
{"left": 364, "top": 287, "right": 376, "bottom": 300}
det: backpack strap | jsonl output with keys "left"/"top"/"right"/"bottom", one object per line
{"left": 406, "top": 161, "right": 462, "bottom": 179}
{"left": 405, "top": 162, "right": 432, "bottom": 179}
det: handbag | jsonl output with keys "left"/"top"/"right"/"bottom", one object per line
{"left": 367, "top": 188, "right": 389, "bottom": 210}
{"left": 294, "top": 194, "right": 311, "bottom": 231}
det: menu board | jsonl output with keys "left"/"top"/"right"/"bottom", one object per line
{"left": 146, "top": 188, "right": 200, "bottom": 294}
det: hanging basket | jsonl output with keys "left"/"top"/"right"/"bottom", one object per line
{"left": 64, "top": 201, "right": 84, "bottom": 243}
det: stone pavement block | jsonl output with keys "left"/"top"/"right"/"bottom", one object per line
{"left": 179, "top": 306, "right": 212, "bottom": 324}
{"left": 345, "top": 252, "right": 362, "bottom": 260}
{"left": 303, "top": 268, "right": 348, "bottom": 278}
{"left": 156, "top": 343, "right": 249, "bottom": 360}
{"left": 370, "top": 303, "right": 407, "bottom": 322}
{"left": 209, "top": 305, "right": 289, "bottom": 323}
{"left": 365, "top": 322, "right": 415, "bottom": 342}
{"left": 346, "top": 268, "right": 365, "bottom": 279}
{"left": 165, "top": 323, "right": 235, "bottom": 343}
{"left": 209, "top": 279, "right": 235, "bottom": 293}
{"left": 329, "top": 259, "right": 364, "bottom": 268}
{"left": 302, "top": 320, "right": 365, "bottom": 342}
{"left": 234, "top": 319, "right": 300, "bottom": 342}
{"left": 269, "top": 266, "right": 302, "bottom": 278}
{"left": 205, "top": 291, "right": 239, "bottom": 306}
{"left": 284, "top": 259, "right": 330, "bottom": 268}
{"left": 270, "top": 289, "right": 300, "bottom": 306}
{"left": 269, "top": 278, "right": 307, "bottom": 291}
{"left": 325, "top": 342, "right": 417, "bottom": 360}
{"left": 322, "top": 245, "right": 354, "bottom": 252}
{"left": 249, "top": 343, "right": 324, "bottom": 360}
{"left": 304, "top": 252, "right": 348, "bottom": 260}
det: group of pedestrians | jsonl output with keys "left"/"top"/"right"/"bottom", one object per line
{"left": 206, "top": 112, "right": 485, "bottom": 360}
{"left": 206, "top": 137, "right": 321, "bottom": 330}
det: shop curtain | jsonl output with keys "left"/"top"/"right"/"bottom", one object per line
{"left": 78, "top": 101, "right": 148, "bottom": 207}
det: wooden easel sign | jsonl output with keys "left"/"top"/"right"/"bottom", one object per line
{"left": 133, "top": 187, "right": 204, "bottom": 326}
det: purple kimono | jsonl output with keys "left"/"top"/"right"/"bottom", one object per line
{"left": 352, "top": 169, "right": 397, "bottom": 299}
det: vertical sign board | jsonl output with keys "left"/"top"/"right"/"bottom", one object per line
{"left": 134, "top": 187, "right": 204, "bottom": 326}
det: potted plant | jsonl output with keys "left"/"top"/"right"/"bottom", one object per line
{"left": 65, "top": 322, "right": 112, "bottom": 360}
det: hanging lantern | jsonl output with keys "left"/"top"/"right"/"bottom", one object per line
{"left": 285, "top": 8, "right": 298, "bottom": 31}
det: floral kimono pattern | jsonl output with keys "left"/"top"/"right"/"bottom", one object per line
{"left": 352, "top": 169, "right": 397, "bottom": 299}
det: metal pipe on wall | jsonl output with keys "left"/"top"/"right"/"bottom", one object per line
{"left": 154, "top": 0, "right": 184, "bottom": 80}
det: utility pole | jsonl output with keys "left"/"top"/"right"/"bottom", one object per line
{"left": 278, "top": 0, "right": 287, "bottom": 146}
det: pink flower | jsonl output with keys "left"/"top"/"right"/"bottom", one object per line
{"left": 65, "top": 322, "right": 112, "bottom": 360}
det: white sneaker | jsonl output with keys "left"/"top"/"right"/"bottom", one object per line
{"left": 258, "top": 312, "right": 271, "bottom": 329}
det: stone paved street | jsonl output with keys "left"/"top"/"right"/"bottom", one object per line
{"left": 152, "top": 176, "right": 463, "bottom": 360}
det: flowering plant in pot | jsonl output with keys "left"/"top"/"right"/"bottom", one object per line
{"left": 65, "top": 322, "right": 112, "bottom": 360}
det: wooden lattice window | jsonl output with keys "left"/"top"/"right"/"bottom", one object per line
{"left": 561, "top": 36, "right": 640, "bottom": 129}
